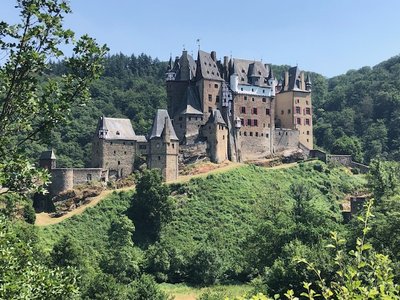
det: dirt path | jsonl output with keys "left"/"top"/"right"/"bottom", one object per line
{"left": 35, "top": 160, "right": 298, "bottom": 227}
{"left": 35, "top": 187, "right": 133, "bottom": 226}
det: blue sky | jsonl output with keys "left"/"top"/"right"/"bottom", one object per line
{"left": 2, "top": 0, "right": 400, "bottom": 77}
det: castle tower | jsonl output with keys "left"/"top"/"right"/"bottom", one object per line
{"left": 91, "top": 116, "right": 137, "bottom": 179}
{"left": 39, "top": 149, "right": 56, "bottom": 170}
{"left": 201, "top": 109, "right": 228, "bottom": 163}
{"left": 148, "top": 110, "right": 179, "bottom": 182}
{"left": 275, "top": 67, "right": 313, "bottom": 149}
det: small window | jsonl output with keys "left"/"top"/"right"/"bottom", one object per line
{"left": 262, "top": 97, "right": 266, "bottom": 102}
{"left": 252, "top": 97, "right": 255, "bottom": 101}
{"left": 281, "top": 110, "right": 284, "bottom": 115}
{"left": 266, "top": 133, "right": 269, "bottom": 138}
{"left": 297, "top": 118, "right": 301, "bottom": 125}
{"left": 124, "top": 151, "right": 127, "bottom": 154}
{"left": 214, "top": 84, "right": 218, "bottom": 88}
{"left": 244, "top": 131, "right": 247, "bottom": 136}
{"left": 241, "top": 87, "right": 243, "bottom": 91}
{"left": 306, "top": 100, "right": 309, "bottom": 105}
{"left": 208, "top": 94, "right": 212, "bottom": 101}
{"left": 252, "top": 108, "right": 258, "bottom": 115}
{"left": 241, "top": 118, "right": 244, "bottom": 126}
{"left": 179, "top": 117, "right": 183, "bottom": 121}
{"left": 189, "top": 117, "right": 192, "bottom": 121}
{"left": 247, "top": 119, "right": 252, "bottom": 126}
{"left": 266, "top": 108, "right": 270, "bottom": 115}
{"left": 306, "top": 107, "right": 311, "bottom": 115}
{"left": 241, "top": 107, "right": 246, "bottom": 114}
{"left": 208, "top": 107, "right": 212, "bottom": 113}
{"left": 305, "top": 118, "right": 310, "bottom": 125}
{"left": 244, "top": 96, "right": 247, "bottom": 100}
{"left": 131, "top": 142, "right": 134, "bottom": 145}
{"left": 250, "top": 132, "right": 253, "bottom": 136}
{"left": 223, "top": 135, "right": 225, "bottom": 140}
{"left": 118, "top": 161, "right": 121, "bottom": 165}
{"left": 116, "top": 131, "right": 120, "bottom": 135}
{"left": 288, "top": 109, "right": 291, "bottom": 114}
{"left": 216, "top": 95, "right": 220, "bottom": 103}
{"left": 172, "top": 143, "right": 175, "bottom": 148}
{"left": 254, "top": 119, "right": 258, "bottom": 127}
{"left": 296, "top": 106, "right": 301, "bottom": 114}
{"left": 114, "top": 150, "right": 116, "bottom": 154}
{"left": 158, "top": 156, "right": 161, "bottom": 160}
{"left": 255, "top": 132, "right": 259, "bottom": 137}
{"left": 307, "top": 131, "right": 310, "bottom": 135}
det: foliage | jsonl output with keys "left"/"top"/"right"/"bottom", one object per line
{"left": 0, "top": 217, "right": 80, "bottom": 299}
{"left": 129, "top": 169, "right": 173, "bottom": 244}
{"left": 23, "top": 202, "right": 36, "bottom": 224}
{"left": 0, "top": 0, "right": 107, "bottom": 212}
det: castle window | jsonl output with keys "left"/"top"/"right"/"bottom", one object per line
{"left": 244, "top": 131, "right": 247, "bottom": 136}
{"left": 261, "top": 133, "right": 264, "bottom": 136}
{"left": 305, "top": 118, "right": 310, "bottom": 125}
{"left": 208, "top": 94, "right": 212, "bottom": 101}
{"left": 209, "top": 83, "right": 211, "bottom": 88}
{"left": 201, "top": 117, "right": 203, "bottom": 121}
{"left": 251, "top": 89, "right": 254, "bottom": 92}
{"left": 242, "top": 69, "right": 245, "bottom": 73}
{"left": 244, "top": 96, "right": 247, "bottom": 100}
{"left": 241, "top": 107, "right": 246, "bottom": 114}
{"left": 189, "top": 117, "right": 192, "bottom": 121}
{"left": 240, "top": 118, "right": 244, "bottom": 126}
{"left": 116, "top": 131, "right": 120, "bottom": 135}
{"left": 158, "top": 156, "right": 161, "bottom": 160}
{"left": 296, "top": 106, "right": 301, "bottom": 114}
{"left": 250, "top": 132, "right": 253, "bottom": 136}
{"left": 124, "top": 151, "right": 127, "bottom": 154}
{"left": 139, "top": 145, "right": 147, "bottom": 150}
{"left": 278, "top": 132, "right": 281, "bottom": 136}
{"left": 118, "top": 161, "right": 121, "bottom": 165}
{"left": 241, "top": 77, "right": 245, "bottom": 82}
{"left": 131, "top": 142, "right": 134, "bottom": 145}
{"left": 247, "top": 119, "right": 251, "bottom": 126}
{"left": 252, "top": 108, "right": 258, "bottom": 115}
{"left": 255, "top": 132, "right": 259, "bottom": 137}
{"left": 262, "top": 97, "right": 266, "bottom": 102}
{"left": 262, "top": 90, "right": 265, "bottom": 93}
{"left": 307, "top": 131, "right": 310, "bottom": 135}
{"left": 207, "top": 70, "right": 210, "bottom": 74}
{"left": 239, "top": 131, "right": 242, "bottom": 136}
{"left": 110, "top": 142, "right": 113, "bottom": 145}
{"left": 306, "top": 107, "right": 311, "bottom": 115}
{"left": 288, "top": 109, "right": 291, "bottom": 114}
{"left": 268, "top": 123, "right": 270, "bottom": 128}
{"left": 214, "top": 84, "right": 218, "bottom": 88}
{"left": 252, "top": 97, "right": 254, "bottom": 101}
{"left": 217, "top": 72, "right": 219, "bottom": 76}
{"left": 297, "top": 118, "right": 301, "bottom": 125}
{"left": 306, "top": 100, "right": 309, "bottom": 105}
{"left": 208, "top": 107, "right": 212, "bottom": 113}
{"left": 114, "top": 150, "right": 116, "bottom": 154}
{"left": 296, "top": 99, "right": 300, "bottom": 103}
{"left": 172, "top": 143, "right": 175, "bottom": 148}
{"left": 223, "top": 135, "right": 225, "bottom": 140}
{"left": 286, "top": 132, "right": 288, "bottom": 136}
{"left": 216, "top": 95, "right": 220, "bottom": 103}
{"left": 281, "top": 110, "right": 284, "bottom": 115}
{"left": 254, "top": 119, "right": 258, "bottom": 127}
{"left": 123, "top": 142, "right": 125, "bottom": 145}
{"left": 266, "top": 108, "right": 270, "bottom": 115}
{"left": 266, "top": 133, "right": 269, "bottom": 138}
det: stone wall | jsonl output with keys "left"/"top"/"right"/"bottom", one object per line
{"left": 72, "top": 168, "right": 107, "bottom": 186}
{"left": 148, "top": 137, "right": 179, "bottom": 182}
{"left": 274, "top": 129, "right": 299, "bottom": 153}
{"left": 327, "top": 154, "right": 352, "bottom": 166}
{"left": 179, "top": 143, "right": 208, "bottom": 164}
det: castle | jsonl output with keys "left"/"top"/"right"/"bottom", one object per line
{"left": 165, "top": 49, "right": 312, "bottom": 162}
{"left": 40, "top": 49, "right": 313, "bottom": 195}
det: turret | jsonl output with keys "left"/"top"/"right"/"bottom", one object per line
{"left": 39, "top": 149, "right": 56, "bottom": 170}
{"left": 305, "top": 74, "right": 312, "bottom": 92}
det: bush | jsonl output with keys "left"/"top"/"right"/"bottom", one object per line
{"left": 23, "top": 203, "right": 36, "bottom": 224}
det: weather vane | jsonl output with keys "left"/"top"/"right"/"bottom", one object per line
{"left": 196, "top": 38, "right": 201, "bottom": 50}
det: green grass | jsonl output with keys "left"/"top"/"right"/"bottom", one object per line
{"left": 160, "top": 283, "right": 251, "bottom": 299}
{"left": 37, "top": 162, "right": 366, "bottom": 286}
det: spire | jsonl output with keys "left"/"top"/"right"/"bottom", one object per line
{"left": 305, "top": 73, "right": 312, "bottom": 91}
{"left": 168, "top": 54, "right": 173, "bottom": 71}
{"left": 267, "top": 66, "right": 274, "bottom": 80}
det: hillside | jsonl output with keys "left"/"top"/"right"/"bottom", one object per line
{"left": 38, "top": 162, "right": 366, "bottom": 296}
{"left": 314, "top": 55, "right": 400, "bottom": 162}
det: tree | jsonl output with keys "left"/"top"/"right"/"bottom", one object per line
{"left": 129, "top": 169, "right": 172, "bottom": 243}
{"left": 51, "top": 235, "right": 84, "bottom": 268}
{"left": 0, "top": 217, "right": 80, "bottom": 299}
{"left": 101, "top": 216, "right": 142, "bottom": 283}
{"left": 331, "top": 135, "right": 363, "bottom": 162}
{"left": 0, "top": 0, "right": 107, "bottom": 209}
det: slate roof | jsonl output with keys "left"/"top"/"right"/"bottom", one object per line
{"left": 40, "top": 149, "right": 56, "bottom": 160}
{"left": 149, "top": 109, "right": 178, "bottom": 140}
{"left": 207, "top": 109, "right": 226, "bottom": 126}
{"left": 173, "top": 52, "right": 197, "bottom": 80}
{"left": 136, "top": 135, "right": 147, "bottom": 143}
{"left": 179, "top": 86, "right": 203, "bottom": 115}
{"left": 98, "top": 117, "right": 136, "bottom": 140}
{"left": 231, "top": 59, "right": 270, "bottom": 86}
{"left": 288, "top": 66, "right": 301, "bottom": 90}
{"left": 196, "top": 50, "right": 223, "bottom": 81}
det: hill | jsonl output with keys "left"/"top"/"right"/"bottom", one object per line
{"left": 38, "top": 162, "right": 366, "bottom": 296}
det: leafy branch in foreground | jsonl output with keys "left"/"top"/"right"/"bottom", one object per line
{"left": 0, "top": 0, "right": 108, "bottom": 205}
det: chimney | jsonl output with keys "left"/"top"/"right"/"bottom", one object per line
{"left": 211, "top": 51, "right": 217, "bottom": 61}
{"left": 284, "top": 71, "right": 289, "bottom": 90}
{"left": 300, "top": 71, "right": 305, "bottom": 90}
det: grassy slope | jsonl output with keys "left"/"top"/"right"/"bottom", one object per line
{"left": 38, "top": 162, "right": 366, "bottom": 276}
